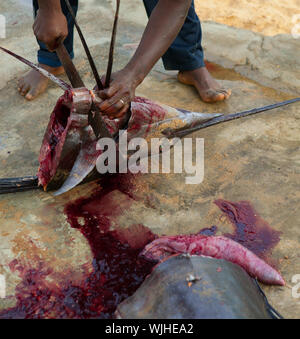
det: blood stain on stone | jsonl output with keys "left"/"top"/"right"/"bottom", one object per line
{"left": 214, "top": 199, "right": 281, "bottom": 262}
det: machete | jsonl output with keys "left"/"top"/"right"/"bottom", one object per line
{"left": 55, "top": 44, "right": 112, "bottom": 139}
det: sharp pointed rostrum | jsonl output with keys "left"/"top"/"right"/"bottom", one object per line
{"left": 0, "top": 46, "right": 71, "bottom": 91}
{"left": 166, "top": 97, "right": 300, "bottom": 138}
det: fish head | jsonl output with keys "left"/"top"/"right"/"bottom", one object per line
{"left": 127, "top": 97, "right": 222, "bottom": 141}
{"left": 40, "top": 95, "right": 222, "bottom": 195}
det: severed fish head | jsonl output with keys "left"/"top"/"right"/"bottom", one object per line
{"left": 37, "top": 91, "right": 222, "bottom": 195}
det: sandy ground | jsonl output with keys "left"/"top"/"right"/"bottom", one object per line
{"left": 195, "top": 0, "right": 300, "bottom": 36}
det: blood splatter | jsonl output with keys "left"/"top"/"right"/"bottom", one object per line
{"left": 214, "top": 199, "right": 281, "bottom": 261}
{"left": 0, "top": 174, "right": 156, "bottom": 319}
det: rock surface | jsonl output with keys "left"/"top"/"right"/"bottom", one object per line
{"left": 202, "top": 22, "right": 300, "bottom": 94}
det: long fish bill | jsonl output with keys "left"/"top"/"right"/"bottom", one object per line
{"left": 0, "top": 46, "right": 72, "bottom": 91}
{"left": 0, "top": 176, "right": 39, "bottom": 194}
{"left": 166, "top": 97, "right": 300, "bottom": 138}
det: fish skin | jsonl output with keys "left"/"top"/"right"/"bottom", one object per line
{"left": 140, "top": 234, "right": 285, "bottom": 286}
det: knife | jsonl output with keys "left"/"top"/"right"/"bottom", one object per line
{"left": 55, "top": 44, "right": 112, "bottom": 139}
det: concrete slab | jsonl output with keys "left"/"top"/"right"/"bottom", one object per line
{"left": 0, "top": 0, "right": 299, "bottom": 318}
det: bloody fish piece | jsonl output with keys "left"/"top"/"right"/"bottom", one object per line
{"left": 140, "top": 234, "right": 285, "bottom": 285}
{"left": 37, "top": 89, "right": 98, "bottom": 190}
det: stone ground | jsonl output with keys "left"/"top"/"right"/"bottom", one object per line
{"left": 194, "top": 0, "right": 300, "bottom": 36}
{"left": 0, "top": 0, "right": 300, "bottom": 318}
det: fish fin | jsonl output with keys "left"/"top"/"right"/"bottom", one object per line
{"left": 253, "top": 279, "right": 284, "bottom": 319}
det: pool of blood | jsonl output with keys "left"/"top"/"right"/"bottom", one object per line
{"left": 0, "top": 174, "right": 156, "bottom": 319}
{"left": 214, "top": 199, "right": 281, "bottom": 261}
{"left": 0, "top": 192, "right": 281, "bottom": 319}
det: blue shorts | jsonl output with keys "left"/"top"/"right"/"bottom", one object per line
{"left": 34, "top": 0, "right": 204, "bottom": 71}
{"left": 143, "top": 0, "right": 205, "bottom": 70}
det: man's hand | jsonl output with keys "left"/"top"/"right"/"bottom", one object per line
{"left": 97, "top": 0, "right": 191, "bottom": 119}
{"left": 98, "top": 68, "right": 140, "bottom": 119}
{"left": 33, "top": 6, "right": 68, "bottom": 51}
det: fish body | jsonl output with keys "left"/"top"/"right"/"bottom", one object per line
{"left": 116, "top": 255, "right": 282, "bottom": 319}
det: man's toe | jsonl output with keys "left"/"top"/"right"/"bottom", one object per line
{"left": 202, "top": 89, "right": 225, "bottom": 103}
{"left": 18, "top": 78, "right": 25, "bottom": 93}
{"left": 25, "top": 88, "right": 38, "bottom": 101}
{"left": 20, "top": 84, "right": 30, "bottom": 96}
{"left": 220, "top": 88, "right": 232, "bottom": 99}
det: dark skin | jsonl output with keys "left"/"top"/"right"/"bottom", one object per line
{"left": 19, "top": 0, "right": 231, "bottom": 109}
{"left": 98, "top": 0, "right": 192, "bottom": 118}
{"left": 18, "top": 0, "right": 67, "bottom": 100}
{"left": 33, "top": 0, "right": 69, "bottom": 51}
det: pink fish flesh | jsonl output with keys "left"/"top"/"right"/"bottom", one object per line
{"left": 140, "top": 234, "right": 285, "bottom": 286}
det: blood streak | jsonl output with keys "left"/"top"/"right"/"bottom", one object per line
{"left": 214, "top": 199, "right": 281, "bottom": 261}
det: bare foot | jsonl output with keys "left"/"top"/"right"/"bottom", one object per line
{"left": 178, "top": 67, "right": 231, "bottom": 103}
{"left": 18, "top": 64, "right": 64, "bottom": 101}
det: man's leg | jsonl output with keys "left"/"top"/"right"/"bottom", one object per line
{"left": 18, "top": 0, "right": 78, "bottom": 100}
{"left": 143, "top": 0, "right": 231, "bottom": 103}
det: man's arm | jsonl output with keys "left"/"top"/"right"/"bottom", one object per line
{"left": 99, "top": 0, "right": 192, "bottom": 118}
{"left": 33, "top": 0, "right": 68, "bottom": 51}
